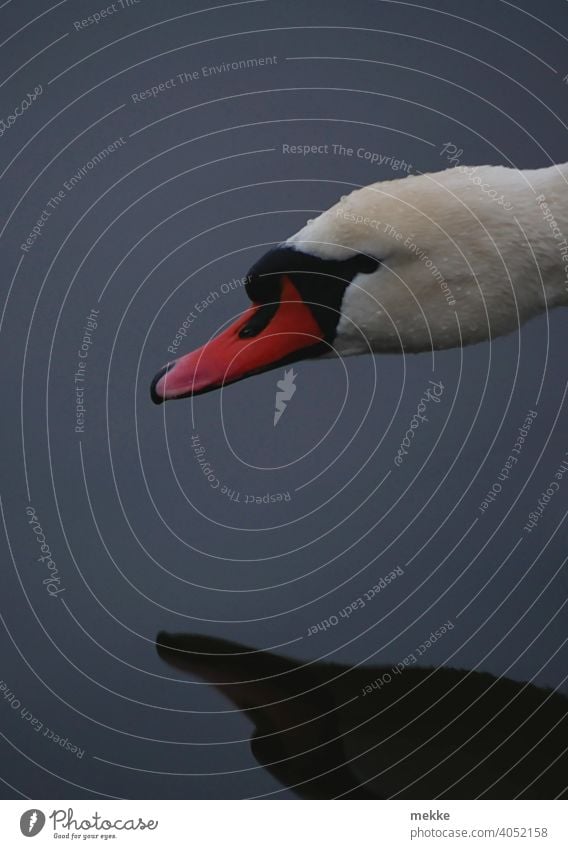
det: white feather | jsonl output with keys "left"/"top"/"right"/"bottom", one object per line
{"left": 285, "top": 163, "right": 568, "bottom": 354}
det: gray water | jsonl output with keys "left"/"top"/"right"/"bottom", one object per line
{"left": 1, "top": 0, "right": 567, "bottom": 799}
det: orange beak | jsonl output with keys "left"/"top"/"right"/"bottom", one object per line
{"left": 150, "top": 277, "right": 326, "bottom": 403}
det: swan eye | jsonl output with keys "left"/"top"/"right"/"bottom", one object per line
{"left": 238, "top": 248, "right": 381, "bottom": 345}
{"left": 238, "top": 302, "right": 279, "bottom": 338}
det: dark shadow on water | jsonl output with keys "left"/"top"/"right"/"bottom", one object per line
{"left": 156, "top": 632, "right": 568, "bottom": 800}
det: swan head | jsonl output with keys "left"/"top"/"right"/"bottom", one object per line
{"left": 150, "top": 238, "right": 380, "bottom": 403}
{"left": 151, "top": 166, "right": 546, "bottom": 402}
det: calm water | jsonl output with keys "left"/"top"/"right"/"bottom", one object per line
{"left": 1, "top": 0, "right": 567, "bottom": 799}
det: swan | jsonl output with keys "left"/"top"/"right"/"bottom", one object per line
{"left": 151, "top": 162, "right": 568, "bottom": 402}
{"left": 156, "top": 631, "right": 568, "bottom": 798}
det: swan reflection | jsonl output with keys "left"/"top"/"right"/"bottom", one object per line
{"left": 156, "top": 632, "right": 568, "bottom": 799}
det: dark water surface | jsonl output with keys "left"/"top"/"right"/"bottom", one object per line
{"left": 1, "top": 0, "right": 567, "bottom": 799}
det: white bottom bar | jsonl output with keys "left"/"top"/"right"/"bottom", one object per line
{"left": 1, "top": 800, "right": 566, "bottom": 847}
